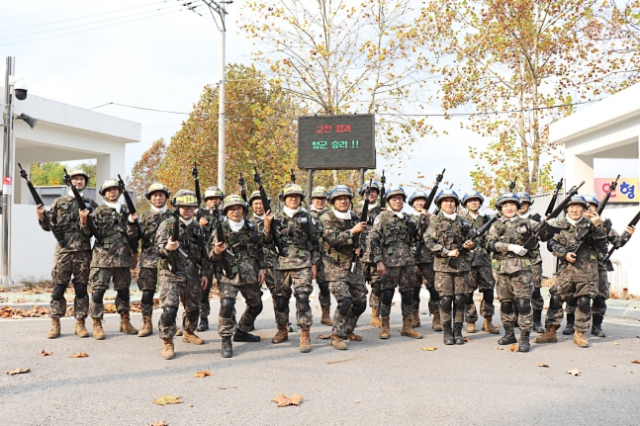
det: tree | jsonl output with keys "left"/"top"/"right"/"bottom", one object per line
{"left": 29, "top": 161, "right": 96, "bottom": 187}
{"left": 127, "top": 138, "right": 167, "bottom": 210}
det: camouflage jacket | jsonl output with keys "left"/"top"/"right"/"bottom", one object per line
{"left": 462, "top": 212, "right": 493, "bottom": 267}
{"left": 320, "top": 209, "right": 364, "bottom": 282}
{"left": 370, "top": 210, "right": 417, "bottom": 268}
{"left": 250, "top": 214, "right": 276, "bottom": 268}
{"left": 548, "top": 216, "right": 607, "bottom": 283}
{"left": 354, "top": 201, "right": 381, "bottom": 264}
{"left": 599, "top": 220, "right": 625, "bottom": 271}
{"left": 210, "top": 218, "right": 265, "bottom": 286}
{"left": 41, "top": 194, "right": 97, "bottom": 254}
{"left": 487, "top": 215, "right": 540, "bottom": 275}
{"left": 197, "top": 208, "right": 221, "bottom": 240}
{"left": 86, "top": 204, "right": 139, "bottom": 268}
{"left": 411, "top": 210, "right": 433, "bottom": 264}
{"left": 138, "top": 208, "right": 173, "bottom": 268}
{"left": 156, "top": 217, "right": 206, "bottom": 282}
{"left": 266, "top": 208, "right": 320, "bottom": 270}
{"left": 519, "top": 212, "right": 542, "bottom": 265}
{"left": 425, "top": 211, "right": 471, "bottom": 273}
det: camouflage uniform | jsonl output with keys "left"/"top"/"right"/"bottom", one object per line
{"left": 310, "top": 206, "right": 332, "bottom": 309}
{"left": 197, "top": 208, "right": 221, "bottom": 323}
{"left": 42, "top": 193, "right": 98, "bottom": 320}
{"left": 462, "top": 212, "right": 496, "bottom": 323}
{"left": 354, "top": 201, "right": 383, "bottom": 312}
{"left": 412, "top": 211, "right": 439, "bottom": 317}
{"left": 251, "top": 213, "right": 277, "bottom": 306}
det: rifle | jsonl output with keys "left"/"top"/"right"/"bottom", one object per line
{"left": 597, "top": 175, "right": 620, "bottom": 216}
{"left": 212, "top": 207, "right": 238, "bottom": 277}
{"left": 545, "top": 179, "right": 563, "bottom": 217}
{"left": 63, "top": 168, "right": 103, "bottom": 245}
{"left": 415, "top": 169, "right": 446, "bottom": 257}
{"left": 18, "top": 163, "right": 65, "bottom": 246}
{"left": 380, "top": 170, "right": 387, "bottom": 208}
{"left": 509, "top": 177, "right": 518, "bottom": 193}
{"left": 523, "top": 181, "right": 585, "bottom": 250}
{"left": 253, "top": 166, "right": 284, "bottom": 256}
{"left": 239, "top": 173, "right": 247, "bottom": 202}
{"left": 290, "top": 168, "right": 297, "bottom": 184}
{"left": 351, "top": 179, "right": 372, "bottom": 272}
{"left": 602, "top": 209, "right": 640, "bottom": 262}
{"left": 192, "top": 162, "right": 203, "bottom": 219}
{"left": 166, "top": 209, "right": 192, "bottom": 273}
{"left": 447, "top": 215, "right": 498, "bottom": 267}
{"left": 117, "top": 174, "right": 143, "bottom": 249}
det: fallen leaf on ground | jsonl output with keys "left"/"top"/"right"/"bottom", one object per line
{"left": 315, "top": 334, "right": 331, "bottom": 339}
{"left": 421, "top": 346, "right": 437, "bottom": 351}
{"left": 632, "top": 359, "right": 640, "bottom": 364}
{"left": 14, "top": 298, "right": 28, "bottom": 303}
{"left": 187, "top": 404, "right": 193, "bottom": 407}
{"left": 355, "top": 400, "right": 361, "bottom": 403}
{"left": 494, "top": 347, "right": 504, "bottom": 351}
{"left": 70, "top": 352, "right": 89, "bottom": 358}
{"left": 566, "top": 369, "right": 581, "bottom": 376}
{"left": 538, "top": 363, "right": 549, "bottom": 368}
{"left": 153, "top": 396, "right": 181, "bottom": 406}
{"left": 509, "top": 344, "right": 517, "bottom": 352}
{"left": 148, "top": 422, "right": 167, "bottom": 426}
{"left": 613, "top": 342, "right": 620, "bottom": 345}
{"left": 38, "top": 350, "right": 53, "bottom": 356}
{"left": 609, "top": 364, "right": 616, "bottom": 367}
{"left": 326, "top": 357, "right": 358, "bottom": 365}
{"left": 194, "top": 371, "right": 212, "bottom": 378}
{"left": 271, "top": 392, "right": 303, "bottom": 407}
{"left": 464, "top": 337, "right": 472, "bottom": 343}
{"left": 218, "top": 386, "right": 237, "bottom": 390}
{"left": 6, "top": 367, "right": 30, "bottom": 375}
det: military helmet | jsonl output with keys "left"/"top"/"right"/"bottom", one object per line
{"left": 408, "top": 191, "right": 428, "bottom": 207}
{"left": 311, "top": 186, "right": 329, "bottom": 199}
{"left": 584, "top": 195, "right": 600, "bottom": 208}
{"left": 67, "top": 168, "right": 91, "bottom": 184}
{"left": 145, "top": 182, "right": 171, "bottom": 200}
{"left": 495, "top": 192, "right": 522, "bottom": 210}
{"left": 385, "top": 186, "right": 407, "bottom": 201}
{"left": 281, "top": 183, "right": 305, "bottom": 199}
{"left": 171, "top": 189, "right": 199, "bottom": 207}
{"left": 565, "top": 194, "right": 589, "bottom": 210}
{"left": 223, "top": 194, "right": 247, "bottom": 214}
{"left": 248, "top": 190, "right": 262, "bottom": 206}
{"left": 462, "top": 191, "right": 485, "bottom": 207}
{"left": 435, "top": 189, "right": 460, "bottom": 207}
{"left": 359, "top": 180, "right": 380, "bottom": 196}
{"left": 516, "top": 191, "right": 534, "bottom": 206}
{"left": 204, "top": 186, "right": 224, "bottom": 200}
{"left": 99, "top": 178, "right": 121, "bottom": 197}
{"left": 328, "top": 185, "right": 353, "bottom": 203}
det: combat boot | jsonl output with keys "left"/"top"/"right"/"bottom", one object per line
{"left": 532, "top": 310, "right": 544, "bottom": 333}
{"left": 346, "top": 332, "right": 363, "bottom": 341}
{"left": 272, "top": 324, "right": 289, "bottom": 344}
{"left": 574, "top": 331, "right": 590, "bottom": 348}
{"left": 401, "top": 317, "right": 423, "bottom": 339}
{"left": 321, "top": 306, "right": 333, "bottom": 326}
{"left": 442, "top": 321, "right": 454, "bottom": 345}
{"left": 196, "top": 317, "right": 209, "bottom": 332}
{"left": 137, "top": 314, "right": 153, "bottom": 337}
{"left": 591, "top": 314, "right": 606, "bottom": 337}
{"left": 161, "top": 339, "right": 175, "bottom": 360}
{"left": 299, "top": 325, "right": 312, "bottom": 353}
{"left": 233, "top": 329, "right": 261, "bottom": 342}
{"left": 562, "top": 313, "right": 575, "bottom": 335}
{"left": 431, "top": 310, "right": 443, "bottom": 332}
{"left": 175, "top": 327, "right": 183, "bottom": 336}
{"left": 466, "top": 321, "right": 476, "bottom": 333}
{"left": 534, "top": 324, "right": 558, "bottom": 344}
{"left": 412, "top": 309, "right": 421, "bottom": 328}
{"left": 518, "top": 330, "right": 530, "bottom": 352}
{"left": 482, "top": 316, "right": 500, "bottom": 334}
{"left": 379, "top": 316, "right": 391, "bottom": 339}
{"left": 47, "top": 317, "right": 61, "bottom": 339}
{"left": 221, "top": 337, "right": 233, "bottom": 358}
{"left": 498, "top": 322, "right": 517, "bottom": 345}
{"left": 331, "top": 335, "right": 347, "bottom": 350}
{"left": 370, "top": 308, "right": 382, "bottom": 328}
{"left": 453, "top": 322, "right": 464, "bottom": 345}
{"left": 119, "top": 313, "right": 138, "bottom": 335}
{"left": 182, "top": 330, "right": 204, "bottom": 345}
{"left": 75, "top": 319, "right": 89, "bottom": 338}
{"left": 92, "top": 318, "right": 105, "bottom": 340}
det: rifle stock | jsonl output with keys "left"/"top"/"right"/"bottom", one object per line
{"left": 545, "top": 179, "right": 563, "bottom": 217}
{"left": 351, "top": 179, "right": 371, "bottom": 272}
{"left": 602, "top": 209, "right": 640, "bottom": 262}
{"left": 415, "top": 169, "right": 446, "bottom": 257}
{"left": 253, "top": 166, "right": 284, "bottom": 256}
{"left": 380, "top": 170, "right": 386, "bottom": 208}
{"left": 118, "top": 174, "right": 143, "bottom": 249}
{"left": 596, "top": 175, "right": 620, "bottom": 216}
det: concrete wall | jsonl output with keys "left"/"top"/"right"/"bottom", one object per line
{"left": 11, "top": 204, "right": 57, "bottom": 282}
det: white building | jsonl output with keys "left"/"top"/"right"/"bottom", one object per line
{"left": 1, "top": 88, "right": 140, "bottom": 283}
{"left": 550, "top": 85, "right": 640, "bottom": 295}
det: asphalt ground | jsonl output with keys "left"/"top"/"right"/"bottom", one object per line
{"left": 1, "top": 288, "right": 640, "bottom": 426}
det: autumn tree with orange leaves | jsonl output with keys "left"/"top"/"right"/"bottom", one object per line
{"left": 127, "top": 138, "right": 167, "bottom": 211}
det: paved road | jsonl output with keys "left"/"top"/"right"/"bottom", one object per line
{"left": 2, "top": 289, "right": 640, "bottom": 426}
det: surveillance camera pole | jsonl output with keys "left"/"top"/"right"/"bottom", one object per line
{"left": 2, "top": 56, "right": 15, "bottom": 286}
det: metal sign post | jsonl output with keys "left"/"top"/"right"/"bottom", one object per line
{"left": 1, "top": 56, "right": 15, "bottom": 286}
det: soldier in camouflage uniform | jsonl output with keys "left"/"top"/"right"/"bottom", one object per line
{"left": 309, "top": 186, "right": 333, "bottom": 326}
{"left": 84, "top": 179, "right": 140, "bottom": 340}
{"left": 516, "top": 192, "right": 545, "bottom": 333}
{"left": 536, "top": 194, "right": 607, "bottom": 348}
{"left": 136, "top": 182, "right": 172, "bottom": 337}
{"left": 37, "top": 169, "right": 97, "bottom": 339}
{"left": 155, "top": 190, "right": 209, "bottom": 360}
{"left": 263, "top": 183, "right": 320, "bottom": 353}
{"left": 353, "top": 180, "right": 384, "bottom": 327}
{"left": 408, "top": 191, "right": 441, "bottom": 331}
{"left": 196, "top": 186, "right": 224, "bottom": 332}
{"left": 210, "top": 195, "right": 265, "bottom": 358}
{"left": 461, "top": 191, "right": 499, "bottom": 334}
{"left": 370, "top": 186, "right": 422, "bottom": 340}
{"left": 319, "top": 185, "right": 368, "bottom": 350}
{"left": 425, "top": 189, "right": 473, "bottom": 345}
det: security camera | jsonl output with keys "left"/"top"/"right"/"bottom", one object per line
{"left": 12, "top": 78, "right": 28, "bottom": 101}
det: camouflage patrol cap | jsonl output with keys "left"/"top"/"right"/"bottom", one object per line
{"left": 145, "top": 182, "right": 171, "bottom": 200}
{"left": 67, "top": 169, "right": 91, "bottom": 184}
{"left": 99, "top": 178, "right": 121, "bottom": 197}
{"left": 248, "top": 190, "right": 262, "bottom": 205}
{"left": 223, "top": 194, "right": 247, "bottom": 214}
{"left": 204, "top": 186, "right": 224, "bottom": 200}
{"left": 311, "top": 186, "right": 329, "bottom": 199}
{"left": 171, "top": 189, "right": 199, "bottom": 207}
{"left": 281, "top": 183, "right": 305, "bottom": 199}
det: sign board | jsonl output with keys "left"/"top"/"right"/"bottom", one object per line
{"left": 297, "top": 114, "right": 375, "bottom": 169}
{"left": 594, "top": 178, "right": 638, "bottom": 203}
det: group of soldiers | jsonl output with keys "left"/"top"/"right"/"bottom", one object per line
{"left": 35, "top": 169, "right": 636, "bottom": 359}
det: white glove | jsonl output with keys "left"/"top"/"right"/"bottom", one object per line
{"left": 508, "top": 244, "right": 528, "bottom": 256}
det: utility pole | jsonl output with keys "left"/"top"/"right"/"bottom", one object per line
{"left": 2, "top": 57, "right": 15, "bottom": 286}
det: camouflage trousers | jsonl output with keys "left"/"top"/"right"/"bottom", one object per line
{"left": 329, "top": 280, "right": 368, "bottom": 337}
{"left": 50, "top": 251, "right": 91, "bottom": 319}
{"left": 89, "top": 267, "right": 131, "bottom": 319}
{"left": 435, "top": 271, "right": 469, "bottom": 324}
{"left": 157, "top": 274, "right": 202, "bottom": 340}
{"left": 137, "top": 267, "right": 158, "bottom": 317}
{"left": 464, "top": 264, "right": 496, "bottom": 323}
{"left": 218, "top": 281, "right": 263, "bottom": 338}
{"left": 274, "top": 267, "right": 313, "bottom": 327}
{"left": 198, "top": 263, "right": 217, "bottom": 320}
{"left": 546, "top": 273, "right": 597, "bottom": 333}
{"left": 363, "top": 262, "right": 383, "bottom": 311}
{"left": 531, "top": 262, "right": 544, "bottom": 312}
{"left": 496, "top": 270, "right": 533, "bottom": 331}
{"left": 592, "top": 269, "right": 610, "bottom": 316}
{"left": 415, "top": 262, "right": 439, "bottom": 315}
{"left": 379, "top": 265, "right": 417, "bottom": 319}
